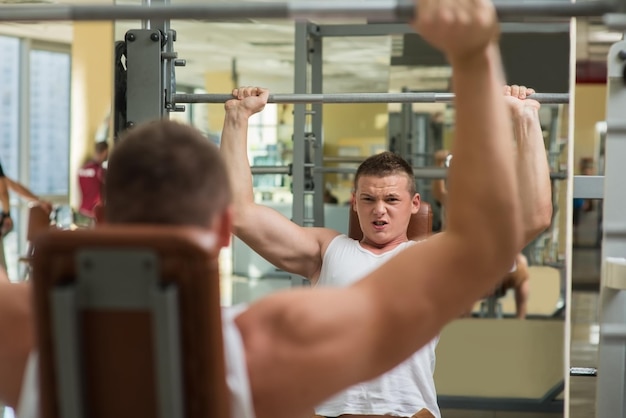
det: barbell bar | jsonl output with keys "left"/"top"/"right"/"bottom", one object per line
{"left": 174, "top": 92, "right": 569, "bottom": 105}
{"left": 0, "top": 0, "right": 616, "bottom": 22}
{"left": 251, "top": 166, "right": 291, "bottom": 175}
{"left": 316, "top": 166, "right": 568, "bottom": 179}
{"left": 250, "top": 165, "right": 568, "bottom": 180}
{"left": 249, "top": 165, "right": 450, "bottom": 178}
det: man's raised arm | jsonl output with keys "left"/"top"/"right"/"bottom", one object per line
{"left": 358, "top": 0, "right": 524, "bottom": 375}
{"left": 219, "top": 88, "right": 336, "bottom": 280}
{"left": 505, "top": 85, "right": 553, "bottom": 245}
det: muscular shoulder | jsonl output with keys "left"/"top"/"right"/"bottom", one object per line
{"left": 234, "top": 287, "right": 365, "bottom": 418}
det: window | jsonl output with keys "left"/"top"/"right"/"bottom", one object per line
{"left": 0, "top": 36, "right": 20, "bottom": 180}
{"left": 0, "top": 36, "right": 20, "bottom": 280}
{"left": 170, "top": 85, "right": 210, "bottom": 136}
{"left": 248, "top": 104, "right": 283, "bottom": 189}
{"left": 191, "top": 87, "right": 209, "bottom": 134}
{"left": 29, "top": 49, "right": 71, "bottom": 195}
{"left": 0, "top": 38, "right": 71, "bottom": 282}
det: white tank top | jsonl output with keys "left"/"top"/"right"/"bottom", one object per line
{"left": 17, "top": 306, "right": 256, "bottom": 418}
{"left": 315, "top": 235, "right": 441, "bottom": 418}
{"left": 222, "top": 304, "right": 256, "bottom": 418}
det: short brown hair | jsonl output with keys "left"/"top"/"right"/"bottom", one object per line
{"left": 105, "top": 120, "right": 231, "bottom": 227}
{"left": 354, "top": 151, "right": 416, "bottom": 195}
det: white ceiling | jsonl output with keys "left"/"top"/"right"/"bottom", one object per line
{"left": 0, "top": 0, "right": 621, "bottom": 95}
{"left": 115, "top": 18, "right": 401, "bottom": 93}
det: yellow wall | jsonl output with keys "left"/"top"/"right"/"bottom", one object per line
{"left": 551, "top": 84, "right": 605, "bottom": 257}
{"left": 322, "top": 104, "right": 388, "bottom": 201}
{"left": 572, "top": 84, "right": 606, "bottom": 173}
{"left": 205, "top": 71, "right": 234, "bottom": 135}
{"left": 323, "top": 104, "right": 388, "bottom": 145}
{"left": 69, "top": 22, "right": 114, "bottom": 208}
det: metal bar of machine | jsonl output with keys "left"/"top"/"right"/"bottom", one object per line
{"left": 0, "top": 1, "right": 615, "bottom": 22}
{"left": 173, "top": 92, "right": 570, "bottom": 105}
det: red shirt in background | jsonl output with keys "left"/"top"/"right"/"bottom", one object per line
{"left": 78, "top": 160, "right": 105, "bottom": 218}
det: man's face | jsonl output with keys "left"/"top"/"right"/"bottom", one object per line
{"left": 352, "top": 174, "right": 420, "bottom": 246}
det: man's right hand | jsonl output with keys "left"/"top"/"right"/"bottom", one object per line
{"left": 503, "top": 85, "right": 541, "bottom": 117}
{"left": 412, "top": 0, "right": 499, "bottom": 63}
{"left": 224, "top": 86, "right": 269, "bottom": 118}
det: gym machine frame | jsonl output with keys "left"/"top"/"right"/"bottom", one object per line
{"left": 589, "top": 37, "right": 626, "bottom": 418}
{"left": 0, "top": 0, "right": 621, "bottom": 22}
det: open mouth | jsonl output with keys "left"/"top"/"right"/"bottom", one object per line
{"left": 372, "top": 221, "right": 388, "bottom": 228}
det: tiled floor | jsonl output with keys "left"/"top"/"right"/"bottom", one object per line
{"left": 569, "top": 205, "right": 601, "bottom": 418}
{"left": 569, "top": 290, "right": 599, "bottom": 418}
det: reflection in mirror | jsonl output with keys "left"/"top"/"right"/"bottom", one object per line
{"left": 108, "top": 11, "right": 609, "bottom": 418}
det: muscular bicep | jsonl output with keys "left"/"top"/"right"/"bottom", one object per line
{"left": 235, "top": 287, "right": 380, "bottom": 418}
{"left": 234, "top": 203, "right": 338, "bottom": 279}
